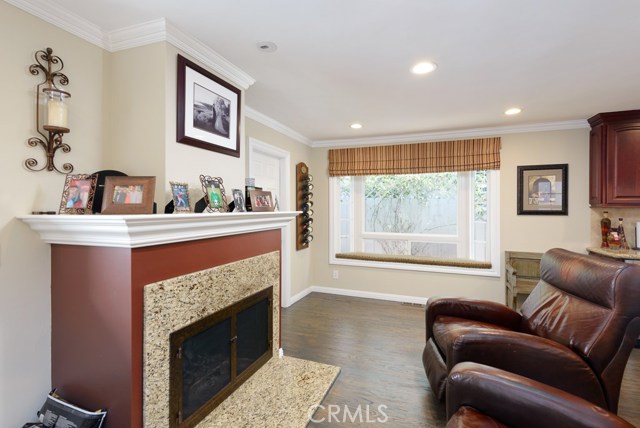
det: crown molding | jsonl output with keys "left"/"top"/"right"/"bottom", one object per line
{"left": 311, "top": 119, "right": 590, "bottom": 148}
{"left": 5, "top": 0, "right": 107, "bottom": 48}
{"left": 245, "top": 107, "right": 312, "bottom": 146}
{"left": 164, "top": 21, "right": 254, "bottom": 90}
{"left": 7, "top": 0, "right": 255, "bottom": 90}
{"left": 107, "top": 18, "right": 167, "bottom": 52}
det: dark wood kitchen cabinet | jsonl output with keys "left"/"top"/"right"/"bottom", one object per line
{"left": 588, "top": 110, "right": 640, "bottom": 207}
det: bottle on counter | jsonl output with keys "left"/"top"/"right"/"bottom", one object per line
{"left": 600, "top": 211, "right": 611, "bottom": 248}
{"left": 617, "top": 217, "right": 630, "bottom": 250}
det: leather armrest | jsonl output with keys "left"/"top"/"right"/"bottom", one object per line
{"left": 447, "top": 330, "right": 607, "bottom": 408}
{"left": 425, "top": 297, "right": 522, "bottom": 340}
{"left": 446, "top": 362, "right": 633, "bottom": 428}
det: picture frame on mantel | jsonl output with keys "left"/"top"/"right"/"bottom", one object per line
{"left": 249, "top": 190, "right": 274, "bottom": 212}
{"left": 101, "top": 176, "right": 156, "bottom": 214}
{"left": 176, "top": 54, "right": 241, "bottom": 158}
{"left": 170, "top": 181, "right": 192, "bottom": 213}
{"left": 517, "top": 164, "right": 568, "bottom": 215}
{"left": 58, "top": 173, "right": 98, "bottom": 214}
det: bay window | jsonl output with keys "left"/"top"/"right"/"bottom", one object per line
{"left": 328, "top": 138, "right": 501, "bottom": 276}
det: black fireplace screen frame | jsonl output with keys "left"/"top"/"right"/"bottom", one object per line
{"left": 169, "top": 287, "right": 273, "bottom": 428}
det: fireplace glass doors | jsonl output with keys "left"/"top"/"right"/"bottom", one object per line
{"left": 169, "top": 287, "right": 273, "bottom": 428}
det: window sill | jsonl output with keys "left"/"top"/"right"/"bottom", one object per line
{"left": 332, "top": 252, "right": 499, "bottom": 277}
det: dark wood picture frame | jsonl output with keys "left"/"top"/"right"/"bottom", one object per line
{"left": 249, "top": 190, "right": 274, "bottom": 212}
{"left": 170, "top": 181, "right": 192, "bottom": 213}
{"left": 177, "top": 54, "right": 241, "bottom": 158}
{"left": 59, "top": 173, "right": 98, "bottom": 214}
{"left": 517, "top": 164, "right": 568, "bottom": 215}
{"left": 101, "top": 176, "right": 156, "bottom": 214}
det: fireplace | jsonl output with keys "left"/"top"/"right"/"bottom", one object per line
{"left": 169, "top": 287, "right": 273, "bottom": 428}
{"left": 19, "top": 212, "right": 299, "bottom": 428}
{"left": 143, "top": 249, "right": 281, "bottom": 428}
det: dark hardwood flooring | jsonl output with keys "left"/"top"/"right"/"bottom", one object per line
{"left": 281, "top": 293, "right": 640, "bottom": 427}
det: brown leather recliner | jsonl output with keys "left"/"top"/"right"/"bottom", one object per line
{"left": 446, "top": 362, "right": 634, "bottom": 428}
{"left": 423, "top": 248, "right": 640, "bottom": 412}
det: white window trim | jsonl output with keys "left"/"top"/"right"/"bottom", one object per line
{"left": 328, "top": 171, "right": 501, "bottom": 277}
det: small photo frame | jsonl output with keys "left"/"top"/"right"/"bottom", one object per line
{"left": 517, "top": 164, "right": 568, "bottom": 215}
{"left": 170, "top": 181, "right": 191, "bottom": 213}
{"left": 101, "top": 176, "right": 156, "bottom": 214}
{"left": 249, "top": 190, "right": 274, "bottom": 212}
{"left": 199, "top": 175, "right": 228, "bottom": 212}
{"left": 59, "top": 173, "right": 98, "bottom": 214}
{"left": 231, "top": 188, "right": 245, "bottom": 212}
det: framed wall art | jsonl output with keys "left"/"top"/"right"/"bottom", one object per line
{"left": 170, "top": 181, "right": 192, "bottom": 213}
{"left": 517, "top": 164, "right": 568, "bottom": 215}
{"left": 101, "top": 176, "right": 156, "bottom": 214}
{"left": 177, "top": 54, "right": 241, "bottom": 158}
{"left": 249, "top": 190, "right": 274, "bottom": 212}
{"left": 199, "top": 175, "right": 228, "bottom": 212}
{"left": 58, "top": 173, "right": 98, "bottom": 214}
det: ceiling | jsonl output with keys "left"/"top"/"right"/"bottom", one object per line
{"left": 15, "top": 0, "right": 640, "bottom": 143}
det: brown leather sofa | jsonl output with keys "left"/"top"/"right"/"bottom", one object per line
{"left": 446, "top": 362, "right": 634, "bottom": 428}
{"left": 423, "top": 248, "right": 640, "bottom": 412}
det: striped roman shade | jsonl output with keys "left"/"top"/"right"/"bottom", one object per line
{"left": 328, "top": 137, "right": 501, "bottom": 176}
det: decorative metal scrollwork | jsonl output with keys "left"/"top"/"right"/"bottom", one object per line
{"left": 25, "top": 47, "right": 73, "bottom": 173}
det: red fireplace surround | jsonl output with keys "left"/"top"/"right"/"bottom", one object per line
{"left": 19, "top": 213, "right": 297, "bottom": 428}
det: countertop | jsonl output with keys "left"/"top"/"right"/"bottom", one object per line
{"left": 587, "top": 247, "right": 640, "bottom": 261}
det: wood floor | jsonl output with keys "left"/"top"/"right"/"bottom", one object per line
{"left": 281, "top": 292, "right": 640, "bottom": 427}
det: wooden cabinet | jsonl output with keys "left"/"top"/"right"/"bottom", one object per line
{"left": 588, "top": 110, "right": 640, "bottom": 207}
{"left": 505, "top": 251, "right": 542, "bottom": 310}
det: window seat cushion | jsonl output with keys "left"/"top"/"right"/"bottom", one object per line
{"left": 335, "top": 252, "right": 492, "bottom": 269}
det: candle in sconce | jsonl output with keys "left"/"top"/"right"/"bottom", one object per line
{"left": 47, "top": 99, "right": 68, "bottom": 128}
{"left": 44, "top": 89, "right": 70, "bottom": 129}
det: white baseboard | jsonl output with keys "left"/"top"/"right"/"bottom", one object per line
{"left": 285, "top": 287, "right": 314, "bottom": 307}
{"left": 286, "top": 285, "right": 428, "bottom": 307}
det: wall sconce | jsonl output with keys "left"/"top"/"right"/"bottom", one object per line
{"left": 25, "top": 47, "right": 73, "bottom": 173}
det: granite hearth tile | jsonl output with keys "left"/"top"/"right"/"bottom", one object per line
{"left": 143, "top": 251, "right": 281, "bottom": 428}
{"left": 197, "top": 356, "right": 341, "bottom": 428}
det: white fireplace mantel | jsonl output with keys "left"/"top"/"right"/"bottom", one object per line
{"left": 19, "top": 211, "right": 299, "bottom": 248}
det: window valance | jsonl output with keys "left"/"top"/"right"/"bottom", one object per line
{"left": 328, "top": 137, "right": 501, "bottom": 176}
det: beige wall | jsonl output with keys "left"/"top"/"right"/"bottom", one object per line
{"left": 308, "top": 128, "right": 593, "bottom": 303}
{"left": 104, "top": 43, "right": 167, "bottom": 200}
{"left": 0, "top": 3, "right": 106, "bottom": 426}
{"left": 245, "top": 119, "right": 313, "bottom": 298}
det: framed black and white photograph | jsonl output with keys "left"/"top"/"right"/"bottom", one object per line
{"left": 231, "top": 188, "right": 245, "bottom": 212}
{"left": 517, "top": 164, "right": 568, "bottom": 215}
{"left": 177, "top": 55, "right": 241, "bottom": 158}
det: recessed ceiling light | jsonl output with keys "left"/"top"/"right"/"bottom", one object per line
{"left": 505, "top": 107, "right": 522, "bottom": 115}
{"left": 411, "top": 62, "right": 438, "bottom": 75}
{"left": 256, "top": 41, "right": 278, "bottom": 52}
{"left": 350, "top": 123, "right": 363, "bottom": 129}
